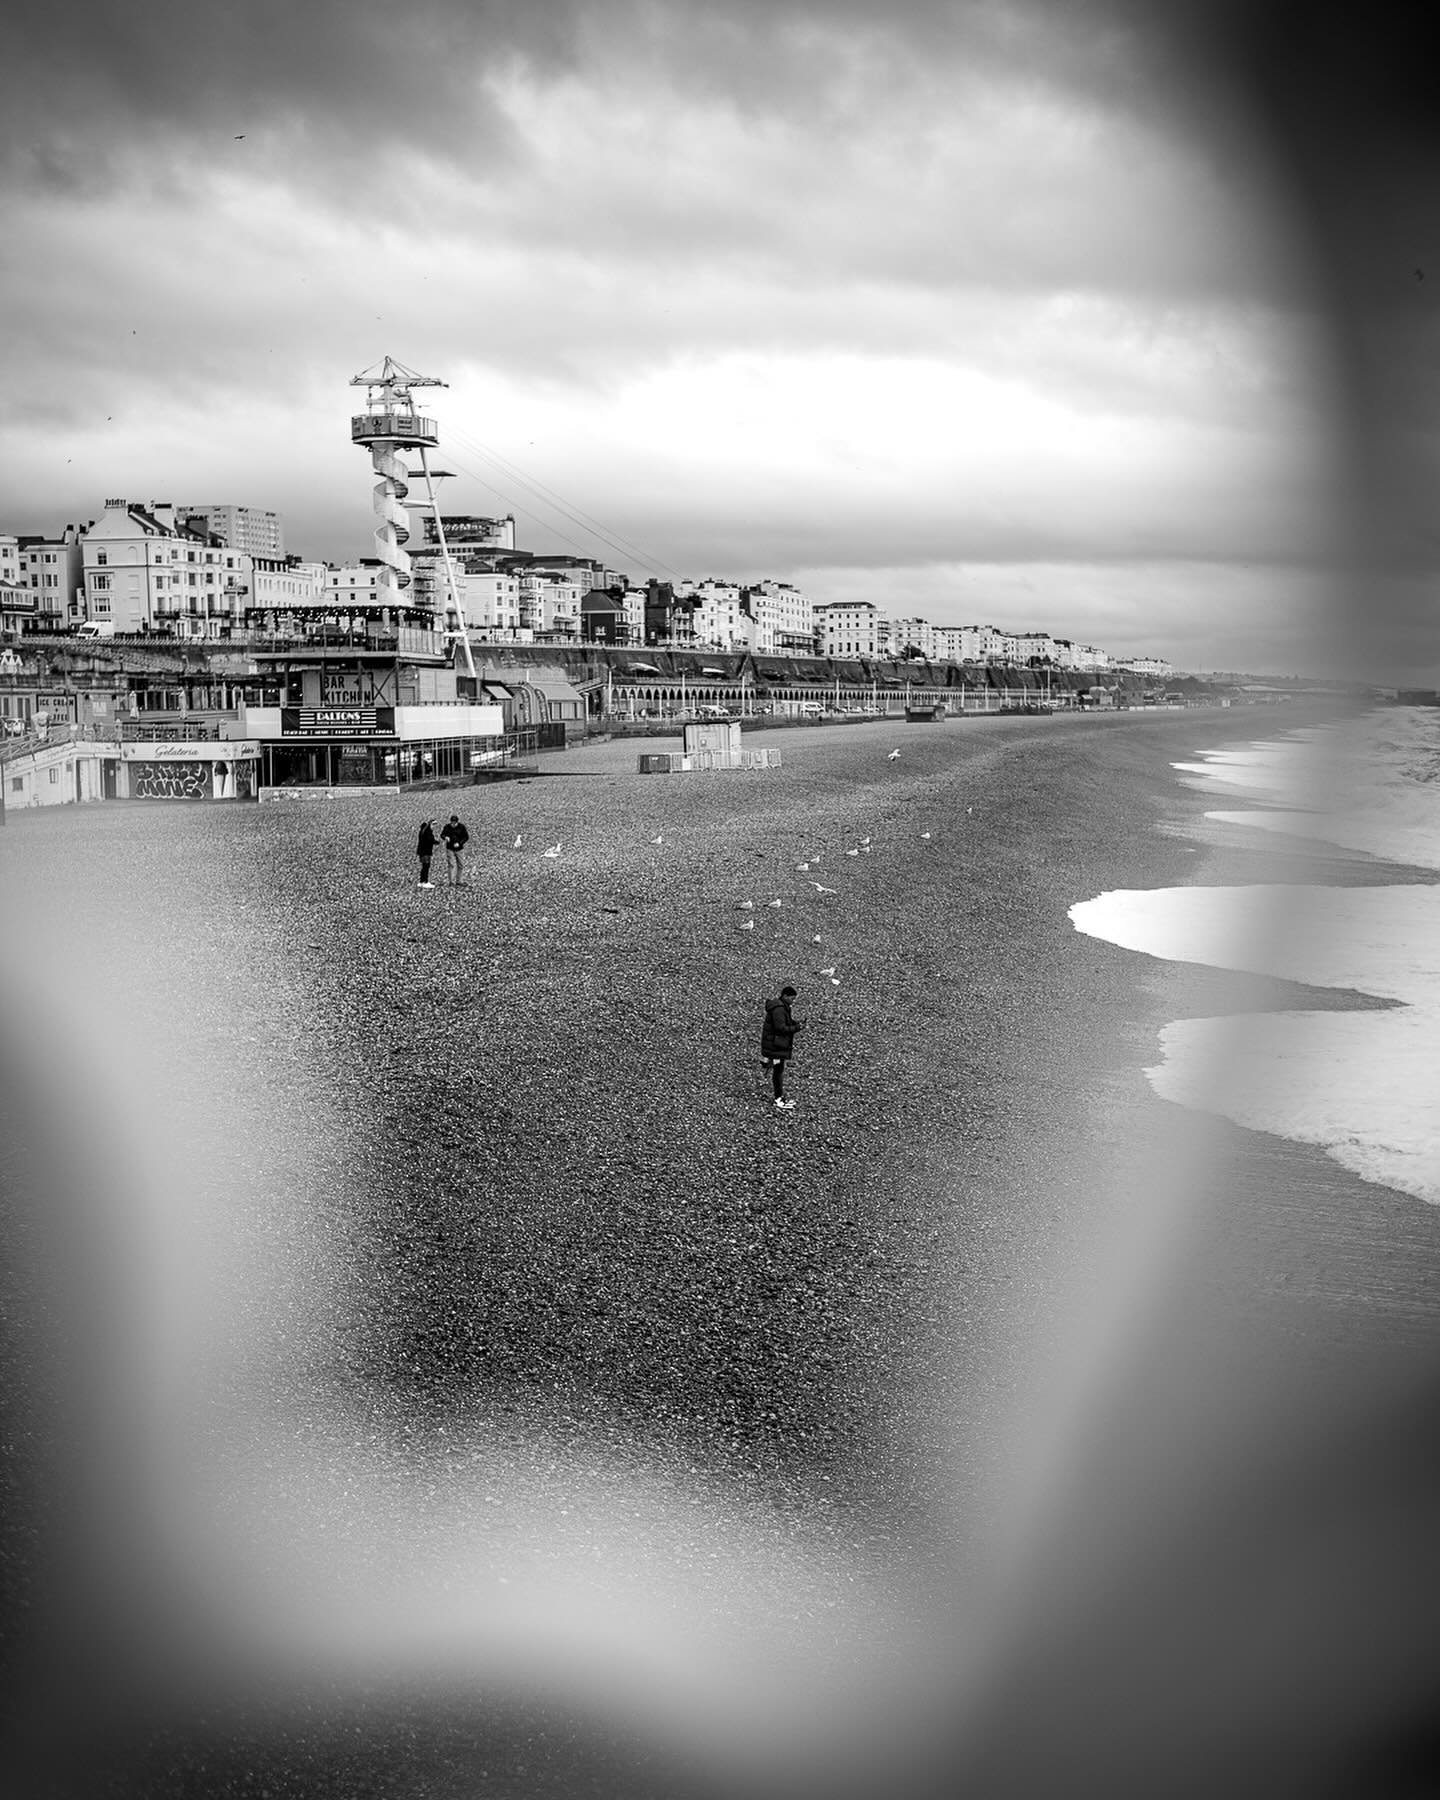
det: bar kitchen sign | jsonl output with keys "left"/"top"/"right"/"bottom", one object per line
{"left": 280, "top": 706, "right": 396, "bottom": 739}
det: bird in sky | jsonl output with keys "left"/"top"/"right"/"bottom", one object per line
{"left": 234, "top": 134, "right": 246, "bottom": 140}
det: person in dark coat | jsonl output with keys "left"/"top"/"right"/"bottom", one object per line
{"left": 416, "top": 819, "right": 437, "bottom": 888}
{"left": 761, "top": 985, "right": 803, "bottom": 1109}
{"left": 440, "top": 814, "right": 469, "bottom": 886}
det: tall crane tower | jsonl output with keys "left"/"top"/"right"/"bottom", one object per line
{"left": 349, "top": 356, "right": 475, "bottom": 678}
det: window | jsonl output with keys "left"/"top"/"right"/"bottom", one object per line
{"left": 97, "top": 551, "right": 107, "bottom": 565}
{"left": 92, "top": 596, "right": 111, "bottom": 616}
{"left": 49, "top": 769, "right": 58, "bottom": 785}
{"left": 10, "top": 778, "right": 21, "bottom": 793}
{"left": 92, "top": 574, "right": 110, "bottom": 592}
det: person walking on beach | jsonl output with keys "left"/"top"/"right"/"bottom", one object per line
{"left": 416, "top": 818, "right": 437, "bottom": 889}
{"left": 440, "top": 813, "right": 469, "bottom": 886}
{"left": 761, "top": 984, "right": 804, "bottom": 1110}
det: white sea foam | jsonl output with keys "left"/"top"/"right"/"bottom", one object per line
{"left": 1072, "top": 709, "right": 1440, "bottom": 1206}
{"left": 1070, "top": 884, "right": 1440, "bottom": 1203}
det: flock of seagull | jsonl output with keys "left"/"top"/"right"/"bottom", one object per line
{"left": 723, "top": 749, "right": 939, "bottom": 989}
{"left": 499, "top": 748, "right": 942, "bottom": 995}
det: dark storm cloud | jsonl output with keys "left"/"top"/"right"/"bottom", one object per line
{"left": 4, "top": 0, "right": 578, "bottom": 187}
{"left": 7, "top": 0, "right": 1435, "bottom": 676}
{"left": 5, "top": 0, "right": 1253, "bottom": 210}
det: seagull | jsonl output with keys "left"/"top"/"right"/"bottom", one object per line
{"left": 829, "top": 978, "right": 841, "bottom": 986}
{"left": 860, "top": 843, "right": 872, "bottom": 853}
{"left": 735, "top": 899, "right": 754, "bottom": 911}
{"left": 513, "top": 835, "right": 522, "bottom": 848}
{"left": 650, "top": 834, "right": 663, "bottom": 844}
{"left": 811, "top": 935, "right": 822, "bottom": 944}
{"left": 815, "top": 966, "right": 836, "bottom": 976}
{"left": 860, "top": 837, "right": 871, "bottom": 845}
{"left": 811, "top": 883, "right": 836, "bottom": 894}
{"left": 887, "top": 750, "right": 900, "bottom": 761}
{"left": 543, "top": 844, "right": 561, "bottom": 858}
{"left": 738, "top": 917, "right": 754, "bottom": 931}
{"left": 845, "top": 848, "right": 859, "bottom": 857}
{"left": 920, "top": 832, "right": 932, "bottom": 840}
{"left": 767, "top": 898, "right": 782, "bottom": 908}
{"left": 795, "top": 862, "right": 810, "bottom": 871}
{"left": 966, "top": 806, "right": 973, "bottom": 816}
{"left": 234, "top": 134, "right": 246, "bottom": 140}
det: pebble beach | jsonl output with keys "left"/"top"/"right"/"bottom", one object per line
{"left": 4, "top": 705, "right": 1438, "bottom": 1795}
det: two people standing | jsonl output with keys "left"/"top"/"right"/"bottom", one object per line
{"left": 761, "top": 985, "right": 804, "bottom": 1110}
{"left": 416, "top": 814, "right": 469, "bottom": 888}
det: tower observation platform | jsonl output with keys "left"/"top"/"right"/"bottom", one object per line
{"left": 348, "top": 355, "right": 476, "bottom": 679}
{"left": 351, "top": 410, "right": 439, "bottom": 448}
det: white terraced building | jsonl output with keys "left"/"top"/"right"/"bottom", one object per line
{"left": 814, "top": 600, "right": 884, "bottom": 658}
{"left": 81, "top": 499, "right": 250, "bottom": 637}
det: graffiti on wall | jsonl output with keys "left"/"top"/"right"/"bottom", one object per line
{"left": 127, "top": 758, "right": 257, "bottom": 800}
{"left": 131, "top": 761, "right": 211, "bottom": 800}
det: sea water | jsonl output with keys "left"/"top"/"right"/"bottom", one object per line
{"left": 1069, "top": 710, "right": 1440, "bottom": 1205}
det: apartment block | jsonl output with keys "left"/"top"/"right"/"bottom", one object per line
{"left": 815, "top": 600, "right": 883, "bottom": 659}
{"left": 175, "top": 504, "right": 284, "bottom": 559}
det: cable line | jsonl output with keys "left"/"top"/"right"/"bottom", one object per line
{"left": 446, "top": 425, "right": 671, "bottom": 574}
{"left": 443, "top": 424, "right": 686, "bottom": 582}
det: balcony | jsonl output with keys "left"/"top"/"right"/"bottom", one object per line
{"left": 351, "top": 412, "right": 440, "bottom": 448}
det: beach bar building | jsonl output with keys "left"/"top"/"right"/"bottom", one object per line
{"left": 235, "top": 643, "right": 503, "bottom": 789}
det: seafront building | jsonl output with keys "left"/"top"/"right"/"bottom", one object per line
{"left": 1, "top": 354, "right": 1189, "bottom": 805}
{"left": 175, "top": 504, "right": 285, "bottom": 559}
{"left": 82, "top": 499, "right": 252, "bottom": 638}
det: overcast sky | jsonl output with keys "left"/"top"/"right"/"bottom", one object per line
{"left": 4, "top": 1, "right": 1435, "bottom": 679}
